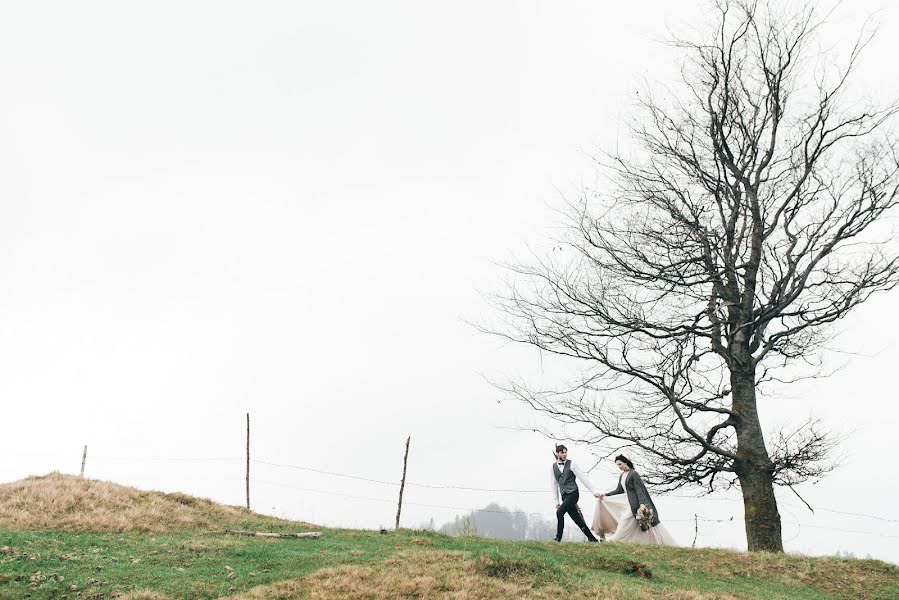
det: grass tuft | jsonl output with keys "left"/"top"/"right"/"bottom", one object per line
{"left": 475, "top": 554, "right": 549, "bottom": 579}
{"left": 580, "top": 554, "right": 654, "bottom": 578}
{"left": 120, "top": 592, "right": 169, "bottom": 600}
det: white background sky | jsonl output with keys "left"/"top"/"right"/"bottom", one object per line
{"left": 1, "top": 1, "right": 897, "bottom": 563}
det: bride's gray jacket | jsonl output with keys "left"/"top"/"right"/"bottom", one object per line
{"left": 606, "top": 470, "right": 661, "bottom": 526}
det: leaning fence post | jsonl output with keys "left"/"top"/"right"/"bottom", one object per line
{"left": 246, "top": 413, "right": 251, "bottom": 510}
{"left": 395, "top": 436, "right": 411, "bottom": 529}
{"left": 692, "top": 514, "right": 699, "bottom": 548}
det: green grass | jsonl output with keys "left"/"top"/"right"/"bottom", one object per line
{"left": 1, "top": 527, "right": 896, "bottom": 599}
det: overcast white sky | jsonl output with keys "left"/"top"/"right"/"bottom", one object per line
{"left": 1, "top": 1, "right": 897, "bottom": 564}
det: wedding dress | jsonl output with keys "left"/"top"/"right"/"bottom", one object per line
{"left": 591, "top": 471, "right": 678, "bottom": 545}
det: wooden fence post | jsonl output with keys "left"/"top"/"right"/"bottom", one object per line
{"left": 246, "top": 413, "right": 251, "bottom": 510}
{"left": 395, "top": 436, "right": 411, "bottom": 529}
{"left": 80, "top": 445, "right": 87, "bottom": 477}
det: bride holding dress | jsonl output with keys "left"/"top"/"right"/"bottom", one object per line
{"left": 592, "top": 454, "right": 677, "bottom": 545}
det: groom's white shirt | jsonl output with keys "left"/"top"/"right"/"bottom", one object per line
{"left": 551, "top": 460, "right": 597, "bottom": 503}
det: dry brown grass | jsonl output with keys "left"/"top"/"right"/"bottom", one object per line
{"left": 0, "top": 472, "right": 311, "bottom": 533}
{"left": 222, "top": 550, "right": 741, "bottom": 600}
{"left": 3, "top": 474, "right": 893, "bottom": 599}
{"left": 625, "top": 544, "right": 899, "bottom": 600}
{"left": 119, "top": 592, "right": 169, "bottom": 600}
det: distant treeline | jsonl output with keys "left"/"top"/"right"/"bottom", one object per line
{"left": 420, "top": 502, "right": 583, "bottom": 542}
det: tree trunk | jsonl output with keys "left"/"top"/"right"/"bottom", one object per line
{"left": 731, "top": 365, "right": 784, "bottom": 552}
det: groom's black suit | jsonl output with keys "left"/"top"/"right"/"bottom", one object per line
{"left": 552, "top": 459, "right": 599, "bottom": 542}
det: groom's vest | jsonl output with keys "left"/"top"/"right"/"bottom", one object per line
{"left": 553, "top": 460, "right": 578, "bottom": 496}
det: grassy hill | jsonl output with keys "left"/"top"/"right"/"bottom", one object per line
{"left": 0, "top": 472, "right": 309, "bottom": 534}
{"left": 0, "top": 474, "right": 896, "bottom": 599}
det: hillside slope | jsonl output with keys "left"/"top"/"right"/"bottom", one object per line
{"left": 0, "top": 472, "right": 308, "bottom": 533}
{"left": 0, "top": 474, "right": 896, "bottom": 599}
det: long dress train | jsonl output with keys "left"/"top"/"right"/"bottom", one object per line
{"left": 592, "top": 491, "right": 678, "bottom": 545}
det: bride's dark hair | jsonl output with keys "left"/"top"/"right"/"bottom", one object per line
{"left": 614, "top": 454, "right": 635, "bottom": 469}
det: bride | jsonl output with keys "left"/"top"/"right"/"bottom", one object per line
{"left": 592, "top": 454, "right": 677, "bottom": 545}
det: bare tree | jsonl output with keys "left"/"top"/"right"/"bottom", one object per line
{"left": 487, "top": 1, "right": 898, "bottom": 552}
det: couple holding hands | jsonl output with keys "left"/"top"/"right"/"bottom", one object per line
{"left": 551, "top": 444, "right": 676, "bottom": 545}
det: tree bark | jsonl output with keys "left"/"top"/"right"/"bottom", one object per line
{"left": 731, "top": 364, "right": 783, "bottom": 552}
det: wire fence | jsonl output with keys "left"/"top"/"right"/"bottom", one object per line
{"left": 6, "top": 449, "right": 898, "bottom": 543}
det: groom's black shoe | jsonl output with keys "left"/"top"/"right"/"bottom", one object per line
{"left": 581, "top": 526, "right": 599, "bottom": 542}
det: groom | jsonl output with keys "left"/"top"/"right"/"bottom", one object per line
{"left": 551, "top": 444, "right": 601, "bottom": 542}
